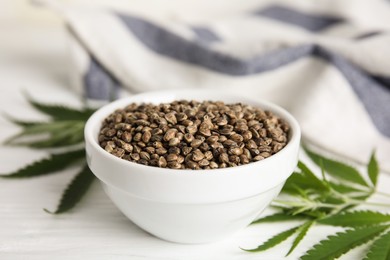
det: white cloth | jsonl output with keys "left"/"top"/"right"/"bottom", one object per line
{"left": 38, "top": 0, "right": 390, "bottom": 172}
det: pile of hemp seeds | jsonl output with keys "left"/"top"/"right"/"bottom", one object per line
{"left": 98, "top": 100, "right": 290, "bottom": 170}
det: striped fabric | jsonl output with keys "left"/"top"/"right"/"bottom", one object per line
{"left": 49, "top": 1, "right": 390, "bottom": 171}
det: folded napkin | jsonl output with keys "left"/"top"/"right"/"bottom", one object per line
{"left": 39, "top": 0, "right": 390, "bottom": 172}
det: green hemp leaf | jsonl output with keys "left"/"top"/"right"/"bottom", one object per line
{"left": 1, "top": 96, "right": 96, "bottom": 213}
{"left": 242, "top": 147, "right": 390, "bottom": 259}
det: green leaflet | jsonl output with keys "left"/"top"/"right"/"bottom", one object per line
{"left": 286, "top": 220, "right": 315, "bottom": 256}
{"left": 318, "top": 211, "right": 390, "bottom": 227}
{"left": 3, "top": 114, "right": 44, "bottom": 127}
{"left": 328, "top": 182, "right": 367, "bottom": 194}
{"left": 300, "top": 225, "right": 389, "bottom": 260}
{"left": 45, "top": 165, "right": 95, "bottom": 214}
{"left": 251, "top": 213, "right": 309, "bottom": 225}
{"left": 297, "top": 161, "right": 329, "bottom": 191}
{"left": 363, "top": 230, "right": 390, "bottom": 260}
{"left": 242, "top": 226, "right": 299, "bottom": 252}
{"left": 304, "top": 146, "right": 369, "bottom": 187}
{"left": 282, "top": 161, "right": 329, "bottom": 195}
{"left": 26, "top": 94, "right": 95, "bottom": 121}
{"left": 1, "top": 150, "right": 85, "bottom": 178}
{"left": 367, "top": 151, "right": 379, "bottom": 188}
{"left": 3, "top": 96, "right": 96, "bottom": 214}
{"left": 6, "top": 119, "right": 85, "bottom": 149}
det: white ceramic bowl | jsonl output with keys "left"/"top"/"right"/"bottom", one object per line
{"left": 85, "top": 89, "right": 300, "bottom": 244}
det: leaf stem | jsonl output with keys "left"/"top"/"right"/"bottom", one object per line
{"left": 273, "top": 200, "right": 337, "bottom": 209}
{"left": 375, "top": 191, "right": 390, "bottom": 198}
{"left": 351, "top": 200, "right": 390, "bottom": 208}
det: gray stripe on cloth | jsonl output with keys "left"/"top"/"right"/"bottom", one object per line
{"left": 313, "top": 46, "right": 390, "bottom": 137}
{"left": 117, "top": 13, "right": 313, "bottom": 76}
{"left": 253, "top": 5, "right": 344, "bottom": 31}
{"left": 116, "top": 13, "right": 390, "bottom": 136}
{"left": 371, "top": 75, "right": 390, "bottom": 91}
{"left": 354, "top": 31, "right": 383, "bottom": 40}
{"left": 191, "top": 26, "right": 221, "bottom": 44}
{"left": 84, "top": 57, "right": 120, "bottom": 100}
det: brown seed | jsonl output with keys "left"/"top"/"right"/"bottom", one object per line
{"left": 145, "top": 146, "right": 155, "bottom": 154}
{"left": 242, "top": 130, "right": 252, "bottom": 141}
{"left": 229, "top": 147, "right": 243, "bottom": 155}
{"left": 186, "top": 160, "right": 200, "bottom": 169}
{"left": 149, "top": 159, "right": 159, "bottom": 166}
{"left": 166, "top": 153, "right": 178, "bottom": 162}
{"left": 230, "top": 133, "right": 243, "bottom": 143}
{"left": 224, "top": 139, "right": 238, "bottom": 147}
{"left": 151, "top": 153, "right": 159, "bottom": 160}
{"left": 204, "top": 151, "right": 213, "bottom": 160}
{"left": 121, "top": 131, "right": 133, "bottom": 143}
{"left": 137, "top": 141, "right": 146, "bottom": 148}
{"left": 207, "top": 135, "right": 219, "bottom": 144}
{"left": 246, "top": 140, "right": 258, "bottom": 149}
{"left": 210, "top": 142, "right": 223, "bottom": 149}
{"left": 184, "top": 133, "right": 194, "bottom": 143}
{"left": 250, "top": 127, "right": 260, "bottom": 139}
{"left": 122, "top": 143, "right": 133, "bottom": 153}
{"left": 135, "top": 125, "right": 143, "bottom": 132}
{"left": 176, "top": 125, "right": 186, "bottom": 134}
{"left": 209, "top": 161, "right": 218, "bottom": 169}
{"left": 219, "top": 163, "right": 227, "bottom": 168}
{"left": 253, "top": 155, "right": 264, "bottom": 161}
{"left": 186, "top": 125, "right": 198, "bottom": 134}
{"left": 151, "top": 128, "right": 163, "bottom": 135}
{"left": 105, "top": 143, "right": 114, "bottom": 153}
{"left": 131, "top": 153, "right": 140, "bottom": 161}
{"left": 140, "top": 151, "right": 150, "bottom": 160}
{"left": 164, "top": 129, "right": 177, "bottom": 141}
{"left": 133, "top": 145, "right": 142, "bottom": 154}
{"left": 240, "top": 155, "right": 250, "bottom": 164}
{"left": 153, "top": 141, "right": 163, "bottom": 148}
{"left": 235, "top": 122, "right": 248, "bottom": 132}
{"left": 142, "top": 131, "right": 152, "bottom": 143}
{"left": 181, "top": 119, "right": 193, "bottom": 127}
{"left": 139, "top": 159, "right": 149, "bottom": 165}
{"left": 260, "top": 152, "right": 271, "bottom": 158}
{"left": 156, "top": 147, "right": 167, "bottom": 155}
{"left": 229, "top": 155, "right": 240, "bottom": 164}
{"left": 215, "top": 117, "right": 228, "bottom": 126}
{"left": 258, "top": 128, "right": 267, "bottom": 138}
{"left": 167, "top": 161, "right": 181, "bottom": 169}
{"left": 182, "top": 146, "right": 193, "bottom": 155}
{"left": 164, "top": 112, "right": 177, "bottom": 125}
{"left": 133, "top": 132, "right": 142, "bottom": 142}
{"left": 134, "top": 119, "right": 150, "bottom": 126}
{"left": 248, "top": 120, "right": 260, "bottom": 127}
{"left": 199, "top": 122, "right": 211, "bottom": 136}
{"left": 199, "top": 159, "right": 210, "bottom": 166}
{"left": 169, "top": 147, "right": 181, "bottom": 155}
{"left": 169, "top": 138, "right": 180, "bottom": 146}
{"left": 219, "top": 153, "right": 229, "bottom": 163}
{"left": 219, "top": 135, "right": 227, "bottom": 142}
{"left": 158, "top": 156, "right": 167, "bottom": 167}
{"left": 199, "top": 142, "right": 210, "bottom": 152}
{"left": 192, "top": 149, "right": 205, "bottom": 161}
{"left": 220, "top": 125, "right": 234, "bottom": 135}
{"left": 176, "top": 113, "right": 187, "bottom": 121}
{"left": 105, "top": 129, "right": 116, "bottom": 137}
{"left": 191, "top": 139, "right": 203, "bottom": 148}
{"left": 177, "top": 155, "right": 185, "bottom": 164}
{"left": 243, "top": 148, "right": 252, "bottom": 159}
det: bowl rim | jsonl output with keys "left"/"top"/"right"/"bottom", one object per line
{"left": 84, "top": 89, "right": 301, "bottom": 176}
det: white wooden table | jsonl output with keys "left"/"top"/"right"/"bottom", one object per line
{"left": 1, "top": 20, "right": 389, "bottom": 260}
